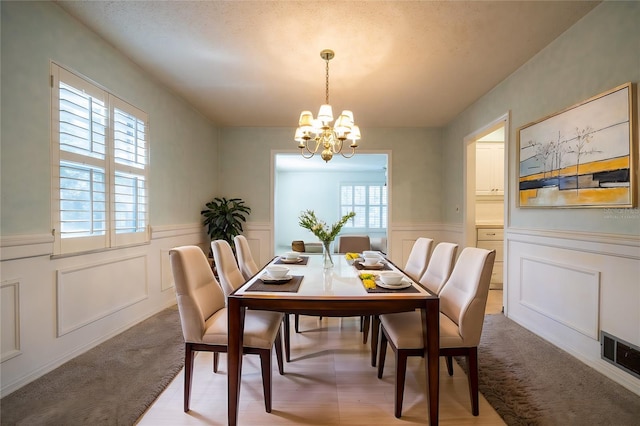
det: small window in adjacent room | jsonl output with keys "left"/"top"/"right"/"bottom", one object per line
{"left": 51, "top": 64, "right": 149, "bottom": 255}
{"left": 340, "top": 184, "right": 387, "bottom": 230}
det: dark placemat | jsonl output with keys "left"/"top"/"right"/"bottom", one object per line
{"left": 246, "top": 275, "right": 304, "bottom": 292}
{"left": 274, "top": 256, "right": 309, "bottom": 265}
{"left": 353, "top": 260, "right": 392, "bottom": 271}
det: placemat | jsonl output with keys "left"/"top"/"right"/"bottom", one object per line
{"left": 353, "top": 260, "right": 392, "bottom": 271}
{"left": 274, "top": 256, "right": 309, "bottom": 265}
{"left": 366, "top": 283, "right": 421, "bottom": 294}
{"left": 246, "top": 275, "right": 304, "bottom": 292}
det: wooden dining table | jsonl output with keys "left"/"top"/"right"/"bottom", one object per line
{"left": 227, "top": 253, "right": 440, "bottom": 425}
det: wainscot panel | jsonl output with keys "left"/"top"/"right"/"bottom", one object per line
{"left": 506, "top": 228, "right": 640, "bottom": 396}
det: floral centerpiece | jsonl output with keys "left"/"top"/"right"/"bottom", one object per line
{"left": 298, "top": 209, "right": 356, "bottom": 268}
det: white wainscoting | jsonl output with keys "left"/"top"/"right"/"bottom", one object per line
{"left": 506, "top": 227, "right": 640, "bottom": 395}
{"left": 0, "top": 223, "right": 206, "bottom": 397}
{"left": 388, "top": 223, "right": 463, "bottom": 266}
{"left": 519, "top": 256, "right": 600, "bottom": 339}
{"left": 244, "top": 222, "right": 274, "bottom": 268}
{"left": 56, "top": 255, "right": 149, "bottom": 336}
{"left": 1, "top": 279, "right": 21, "bottom": 362}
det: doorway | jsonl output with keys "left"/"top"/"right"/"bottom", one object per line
{"left": 464, "top": 114, "right": 508, "bottom": 298}
{"left": 272, "top": 152, "right": 390, "bottom": 255}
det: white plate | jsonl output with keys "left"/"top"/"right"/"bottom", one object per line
{"left": 260, "top": 274, "right": 293, "bottom": 284}
{"left": 280, "top": 256, "right": 303, "bottom": 264}
{"left": 359, "top": 261, "right": 385, "bottom": 269}
{"left": 375, "top": 278, "right": 412, "bottom": 290}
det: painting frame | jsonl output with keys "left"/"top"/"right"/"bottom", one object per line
{"left": 517, "top": 82, "right": 637, "bottom": 208}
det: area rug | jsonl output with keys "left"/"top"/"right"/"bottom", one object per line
{"left": 457, "top": 314, "right": 640, "bottom": 425}
{"left": 0, "top": 306, "right": 184, "bottom": 426}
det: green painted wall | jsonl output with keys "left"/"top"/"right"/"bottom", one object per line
{"left": 1, "top": 1, "right": 219, "bottom": 235}
{"left": 218, "top": 127, "right": 443, "bottom": 224}
{"left": 442, "top": 1, "right": 640, "bottom": 235}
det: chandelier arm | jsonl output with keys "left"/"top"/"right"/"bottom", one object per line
{"left": 332, "top": 137, "right": 343, "bottom": 154}
{"left": 300, "top": 148, "right": 316, "bottom": 159}
{"left": 340, "top": 146, "right": 357, "bottom": 159}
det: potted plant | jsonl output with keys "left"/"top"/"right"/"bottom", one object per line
{"left": 201, "top": 197, "right": 251, "bottom": 253}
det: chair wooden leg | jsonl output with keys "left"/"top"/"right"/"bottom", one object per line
{"left": 370, "top": 315, "right": 380, "bottom": 366}
{"left": 184, "top": 343, "right": 194, "bottom": 412}
{"left": 377, "top": 329, "right": 388, "bottom": 379}
{"left": 274, "top": 328, "right": 284, "bottom": 375}
{"left": 362, "top": 315, "right": 370, "bottom": 344}
{"left": 446, "top": 355, "right": 454, "bottom": 376}
{"left": 394, "top": 350, "right": 408, "bottom": 418}
{"left": 294, "top": 314, "right": 300, "bottom": 333}
{"left": 213, "top": 352, "right": 219, "bottom": 373}
{"left": 468, "top": 347, "right": 479, "bottom": 416}
{"left": 283, "top": 315, "right": 291, "bottom": 362}
{"left": 259, "top": 349, "right": 273, "bottom": 413}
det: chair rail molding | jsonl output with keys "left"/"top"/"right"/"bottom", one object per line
{"left": 0, "top": 234, "right": 54, "bottom": 261}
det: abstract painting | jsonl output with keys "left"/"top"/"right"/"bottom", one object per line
{"left": 517, "top": 82, "right": 636, "bottom": 208}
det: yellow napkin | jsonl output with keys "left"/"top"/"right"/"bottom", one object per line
{"left": 359, "top": 272, "right": 377, "bottom": 289}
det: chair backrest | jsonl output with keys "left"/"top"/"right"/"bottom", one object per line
{"left": 169, "top": 246, "right": 226, "bottom": 343}
{"left": 439, "top": 247, "right": 496, "bottom": 347}
{"left": 234, "top": 235, "right": 259, "bottom": 280}
{"left": 404, "top": 237, "right": 434, "bottom": 282}
{"left": 419, "top": 242, "right": 458, "bottom": 295}
{"left": 211, "top": 239, "right": 246, "bottom": 297}
{"left": 338, "top": 235, "right": 371, "bottom": 254}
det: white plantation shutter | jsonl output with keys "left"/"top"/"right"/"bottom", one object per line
{"left": 52, "top": 64, "right": 149, "bottom": 254}
{"left": 340, "top": 184, "right": 387, "bottom": 230}
{"left": 111, "top": 98, "right": 148, "bottom": 246}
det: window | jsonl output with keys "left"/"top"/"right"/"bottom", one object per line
{"left": 51, "top": 64, "right": 149, "bottom": 254}
{"left": 340, "top": 184, "right": 387, "bottom": 229}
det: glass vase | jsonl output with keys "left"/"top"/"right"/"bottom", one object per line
{"left": 322, "top": 240, "right": 334, "bottom": 269}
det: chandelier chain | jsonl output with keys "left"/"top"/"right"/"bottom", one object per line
{"left": 325, "top": 58, "right": 330, "bottom": 105}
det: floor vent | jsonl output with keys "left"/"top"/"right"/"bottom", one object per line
{"left": 601, "top": 331, "right": 640, "bottom": 379}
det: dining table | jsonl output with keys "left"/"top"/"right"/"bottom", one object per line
{"left": 227, "top": 252, "right": 440, "bottom": 425}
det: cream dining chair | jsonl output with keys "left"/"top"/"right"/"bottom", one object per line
{"left": 370, "top": 242, "right": 459, "bottom": 366}
{"left": 403, "top": 237, "right": 434, "bottom": 282}
{"left": 377, "top": 247, "right": 496, "bottom": 418}
{"left": 234, "top": 235, "right": 259, "bottom": 280}
{"left": 169, "top": 245, "right": 284, "bottom": 413}
{"left": 213, "top": 239, "right": 293, "bottom": 362}
{"left": 233, "top": 235, "right": 297, "bottom": 362}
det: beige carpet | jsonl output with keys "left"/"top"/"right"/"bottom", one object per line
{"left": 0, "top": 306, "right": 184, "bottom": 425}
{"left": 458, "top": 314, "right": 640, "bottom": 425}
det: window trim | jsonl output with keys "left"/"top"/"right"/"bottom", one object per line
{"left": 51, "top": 63, "right": 149, "bottom": 255}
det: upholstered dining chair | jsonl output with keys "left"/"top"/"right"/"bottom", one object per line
{"left": 419, "top": 242, "right": 459, "bottom": 295}
{"left": 370, "top": 242, "right": 459, "bottom": 366}
{"left": 234, "top": 235, "right": 259, "bottom": 280}
{"left": 403, "top": 237, "right": 434, "bottom": 282}
{"left": 377, "top": 247, "right": 496, "bottom": 418}
{"left": 211, "top": 240, "right": 246, "bottom": 297}
{"left": 169, "top": 245, "right": 284, "bottom": 413}
{"left": 337, "top": 235, "right": 371, "bottom": 254}
{"left": 213, "top": 239, "right": 293, "bottom": 362}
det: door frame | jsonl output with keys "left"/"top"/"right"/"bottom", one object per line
{"left": 463, "top": 112, "right": 510, "bottom": 313}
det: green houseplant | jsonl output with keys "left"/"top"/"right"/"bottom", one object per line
{"left": 201, "top": 197, "right": 251, "bottom": 249}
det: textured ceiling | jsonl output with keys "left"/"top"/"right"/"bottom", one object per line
{"left": 56, "top": 1, "right": 599, "bottom": 128}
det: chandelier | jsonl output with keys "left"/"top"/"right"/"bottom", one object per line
{"left": 295, "top": 49, "right": 361, "bottom": 162}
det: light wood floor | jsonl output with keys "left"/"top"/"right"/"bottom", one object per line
{"left": 137, "top": 290, "right": 505, "bottom": 425}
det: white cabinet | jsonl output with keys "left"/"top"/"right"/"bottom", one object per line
{"left": 476, "top": 227, "right": 503, "bottom": 289}
{"left": 476, "top": 142, "right": 504, "bottom": 196}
